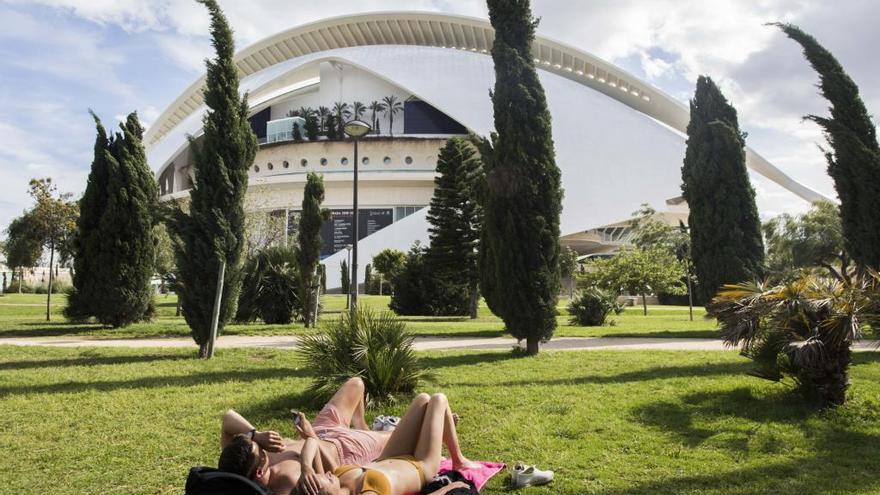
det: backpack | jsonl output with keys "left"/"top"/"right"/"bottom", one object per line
{"left": 185, "top": 466, "right": 272, "bottom": 495}
{"left": 419, "top": 470, "right": 479, "bottom": 495}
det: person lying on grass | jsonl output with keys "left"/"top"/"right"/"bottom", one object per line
{"left": 296, "top": 392, "right": 480, "bottom": 495}
{"left": 218, "top": 377, "right": 393, "bottom": 495}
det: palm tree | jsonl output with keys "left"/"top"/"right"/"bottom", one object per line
{"left": 298, "top": 106, "right": 315, "bottom": 119}
{"left": 710, "top": 272, "right": 878, "bottom": 407}
{"left": 369, "top": 100, "right": 386, "bottom": 135}
{"left": 382, "top": 95, "right": 403, "bottom": 137}
{"left": 317, "top": 106, "right": 330, "bottom": 133}
{"left": 333, "top": 101, "right": 351, "bottom": 135}
{"left": 351, "top": 101, "right": 366, "bottom": 123}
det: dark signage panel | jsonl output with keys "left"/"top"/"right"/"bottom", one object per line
{"left": 309, "top": 208, "right": 393, "bottom": 257}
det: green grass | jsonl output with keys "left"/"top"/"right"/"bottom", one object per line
{"left": 3, "top": 345, "right": 880, "bottom": 494}
{"left": 0, "top": 293, "right": 718, "bottom": 339}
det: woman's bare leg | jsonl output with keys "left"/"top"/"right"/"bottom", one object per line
{"left": 378, "top": 393, "right": 430, "bottom": 459}
{"left": 325, "top": 377, "right": 369, "bottom": 429}
{"left": 413, "top": 394, "right": 476, "bottom": 478}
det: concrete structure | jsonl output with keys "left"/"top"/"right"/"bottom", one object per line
{"left": 147, "top": 11, "right": 828, "bottom": 289}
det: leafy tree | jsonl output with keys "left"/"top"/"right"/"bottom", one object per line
{"left": 478, "top": 0, "right": 563, "bottom": 354}
{"left": 372, "top": 248, "right": 406, "bottom": 295}
{"left": 764, "top": 200, "right": 848, "bottom": 281}
{"left": 67, "top": 113, "right": 157, "bottom": 327}
{"left": 369, "top": 100, "right": 386, "bottom": 135}
{"left": 772, "top": 23, "right": 880, "bottom": 270}
{"left": 559, "top": 245, "right": 579, "bottom": 299}
{"left": 25, "top": 178, "right": 78, "bottom": 321}
{"left": 168, "top": 0, "right": 257, "bottom": 357}
{"left": 681, "top": 76, "right": 764, "bottom": 304}
{"left": 292, "top": 122, "right": 303, "bottom": 143}
{"left": 382, "top": 95, "right": 403, "bottom": 137}
{"left": 712, "top": 273, "right": 878, "bottom": 407}
{"left": 364, "top": 264, "right": 373, "bottom": 294}
{"left": 4, "top": 212, "right": 42, "bottom": 293}
{"left": 297, "top": 172, "right": 329, "bottom": 327}
{"left": 304, "top": 114, "right": 319, "bottom": 141}
{"left": 390, "top": 243, "right": 469, "bottom": 316}
{"left": 426, "top": 137, "right": 483, "bottom": 318}
{"left": 580, "top": 247, "right": 685, "bottom": 315}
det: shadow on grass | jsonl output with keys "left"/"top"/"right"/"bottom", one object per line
{"left": 0, "top": 322, "right": 105, "bottom": 338}
{"left": 418, "top": 351, "right": 522, "bottom": 370}
{"left": 409, "top": 330, "right": 506, "bottom": 338}
{"left": 237, "top": 390, "right": 318, "bottom": 426}
{"left": 0, "top": 353, "right": 193, "bottom": 371}
{"left": 596, "top": 330, "right": 719, "bottom": 339}
{"left": 607, "top": 386, "right": 880, "bottom": 494}
{"left": 0, "top": 366, "right": 310, "bottom": 396}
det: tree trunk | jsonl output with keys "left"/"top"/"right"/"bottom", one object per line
{"left": 176, "top": 298, "right": 181, "bottom": 317}
{"left": 799, "top": 343, "right": 851, "bottom": 406}
{"left": 525, "top": 337, "right": 540, "bottom": 355}
{"left": 198, "top": 342, "right": 209, "bottom": 359}
{"left": 468, "top": 279, "right": 478, "bottom": 319}
{"left": 46, "top": 244, "right": 55, "bottom": 321}
{"left": 379, "top": 277, "right": 383, "bottom": 296}
{"left": 19, "top": 268, "right": 23, "bottom": 294}
{"left": 641, "top": 292, "right": 647, "bottom": 316}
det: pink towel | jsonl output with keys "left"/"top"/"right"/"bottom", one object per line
{"left": 437, "top": 459, "right": 506, "bottom": 491}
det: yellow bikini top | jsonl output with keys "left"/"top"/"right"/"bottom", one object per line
{"left": 333, "top": 465, "right": 391, "bottom": 495}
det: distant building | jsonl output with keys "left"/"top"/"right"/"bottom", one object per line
{"left": 147, "top": 12, "right": 827, "bottom": 289}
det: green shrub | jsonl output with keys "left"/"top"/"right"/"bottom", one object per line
{"left": 298, "top": 307, "right": 427, "bottom": 404}
{"left": 6, "top": 280, "right": 35, "bottom": 293}
{"left": 33, "top": 282, "right": 72, "bottom": 295}
{"left": 568, "top": 287, "right": 622, "bottom": 326}
{"left": 389, "top": 243, "right": 468, "bottom": 316}
{"left": 236, "top": 246, "right": 301, "bottom": 324}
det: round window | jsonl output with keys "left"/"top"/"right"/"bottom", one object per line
{"left": 404, "top": 156, "right": 413, "bottom": 165}
{"left": 254, "top": 165, "right": 260, "bottom": 173}
{"left": 301, "top": 159, "right": 308, "bottom": 167}
{"left": 283, "top": 160, "right": 289, "bottom": 169}
{"left": 267, "top": 162, "right": 274, "bottom": 170}
{"left": 320, "top": 158, "right": 328, "bottom": 166}
{"left": 383, "top": 156, "right": 392, "bottom": 165}
{"left": 341, "top": 157, "right": 349, "bottom": 166}
{"left": 362, "top": 157, "right": 369, "bottom": 165}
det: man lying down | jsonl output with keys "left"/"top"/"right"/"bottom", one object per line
{"left": 218, "top": 377, "right": 478, "bottom": 495}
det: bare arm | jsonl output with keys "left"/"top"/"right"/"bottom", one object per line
{"left": 220, "top": 409, "right": 284, "bottom": 452}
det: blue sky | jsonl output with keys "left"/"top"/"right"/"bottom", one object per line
{"left": 1, "top": 0, "right": 879, "bottom": 235}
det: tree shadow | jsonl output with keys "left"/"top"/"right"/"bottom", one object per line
{"left": 608, "top": 385, "right": 880, "bottom": 494}
{"left": 0, "top": 322, "right": 105, "bottom": 337}
{"left": 411, "top": 330, "right": 506, "bottom": 338}
{"left": 597, "top": 330, "right": 719, "bottom": 339}
{"left": 418, "top": 351, "right": 521, "bottom": 370}
{"left": 0, "top": 353, "right": 193, "bottom": 371}
{"left": 0, "top": 366, "right": 310, "bottom": 397}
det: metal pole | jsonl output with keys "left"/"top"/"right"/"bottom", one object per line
{"left": 351, "top": 138, "right": 359, "bottom": 313}
{"left": 207, "top": 261, "right": 226, "bottom": 358}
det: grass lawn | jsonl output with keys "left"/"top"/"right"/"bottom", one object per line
{"left": 2, "top": 345, "right": 880, "bottom": 494}
{"left": 0, "top": 293, "right": 719, "bottom": 340}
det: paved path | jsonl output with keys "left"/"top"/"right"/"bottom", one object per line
{"left": 1, "top": 335, "right": 878, "bottom": 352}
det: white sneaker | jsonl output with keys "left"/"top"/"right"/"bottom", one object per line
{"left": 371, "top": 415, "right": 387, "bottom": 431}
{"left": 382, "top": 416, "right": 400, "bottom": 431}
{"left": 511, "top": 463, "right": 554, "bottom": 488}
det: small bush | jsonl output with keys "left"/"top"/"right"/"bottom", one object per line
{"left": 389, "top": 243, "right": 468, "bottom": 316}
{"left": 6, "top": 280, "right": 35, "bottom": 293}
{"left": 568, "top": 287, "right": 622, "bottom": 326}
{"left": 236, "top": 246, "right": 301, "bottom": 324}
{"left": 298, "top": 307, "right": 427, "bottom": 404}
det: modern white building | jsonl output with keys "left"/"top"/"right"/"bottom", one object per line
{"left": 147, "top": 11, "right": 828, "bottom": 289}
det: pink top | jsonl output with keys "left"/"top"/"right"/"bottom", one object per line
{"left": 312, "top": 404, "right": 385, "bottom": 466}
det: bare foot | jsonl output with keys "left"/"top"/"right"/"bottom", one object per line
{"left": 452, "top": 458, "right": 482, "bottom": 470}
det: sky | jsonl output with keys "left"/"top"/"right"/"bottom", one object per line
{"left": 1, "top": 0, "right": 879, "bottom": 234}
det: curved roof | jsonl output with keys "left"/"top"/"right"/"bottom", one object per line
{"left": 147, "top": 10, "right": 829, "bottom": 204}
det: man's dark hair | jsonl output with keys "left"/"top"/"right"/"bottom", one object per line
{"left": 218, "top": 434, "right": 259, "bottom": 478}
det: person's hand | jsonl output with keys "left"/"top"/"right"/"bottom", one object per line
{"left": 295, "top": 414, "right": 317, "bottom": 439}
{"left": 254, "top": 430, "right": 284, "bottom": 452}
{"left": 298, "top": 472, "right": 323, "bottom": 495}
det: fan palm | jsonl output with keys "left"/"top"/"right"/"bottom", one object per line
{"left": 298, "top": 106, "right": 315, "bottom": 119}
{"left": 333, "top": 101, "right": 351, "bottom": 135}
{"left": 351, "top": 101, "right": 366, "bottom": 122}
{"left": 317, "top": 106, "right": 330, "bottom": 132}
{"left": 382, "top": 95, "right": 403, "bottom": 137}
{"left": 711, "top": 272, "right": 878, "bottom": 406}
{"left": 369, "top": 100, "right": 386, "bottom": 135}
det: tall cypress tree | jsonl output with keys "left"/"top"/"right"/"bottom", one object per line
{"left": 297, "top": 172, "right": 329, "bottom": 327}
{"left": 481, "top": 0, "right": 562, "bottom": 355}
{"left": 66, "top": 113, "right": 111, "bottom": 321}
{"left": 170, "top": 0, "right": 257, "bottom": 357}
{"left": 426, "top": 137, "right": 483, "bottom": 319}
{"left": 772, "top": 23, "right": 880, "bottom": 269}
{"left": 66, "top": 113, "right": 157, "bottom": 326}
{"left": 681, "top": 76, "right": 764, "bottom": 304}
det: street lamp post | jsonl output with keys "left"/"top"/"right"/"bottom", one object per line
{"left": 345, "top": 244, "right": 353, "bottom": 309}
{"left": 343, "top": 120, "right": 372, "bottom": 314}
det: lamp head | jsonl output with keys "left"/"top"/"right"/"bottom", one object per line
{"left": 343, "top": 120, "right": 371, "bottom": 138}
